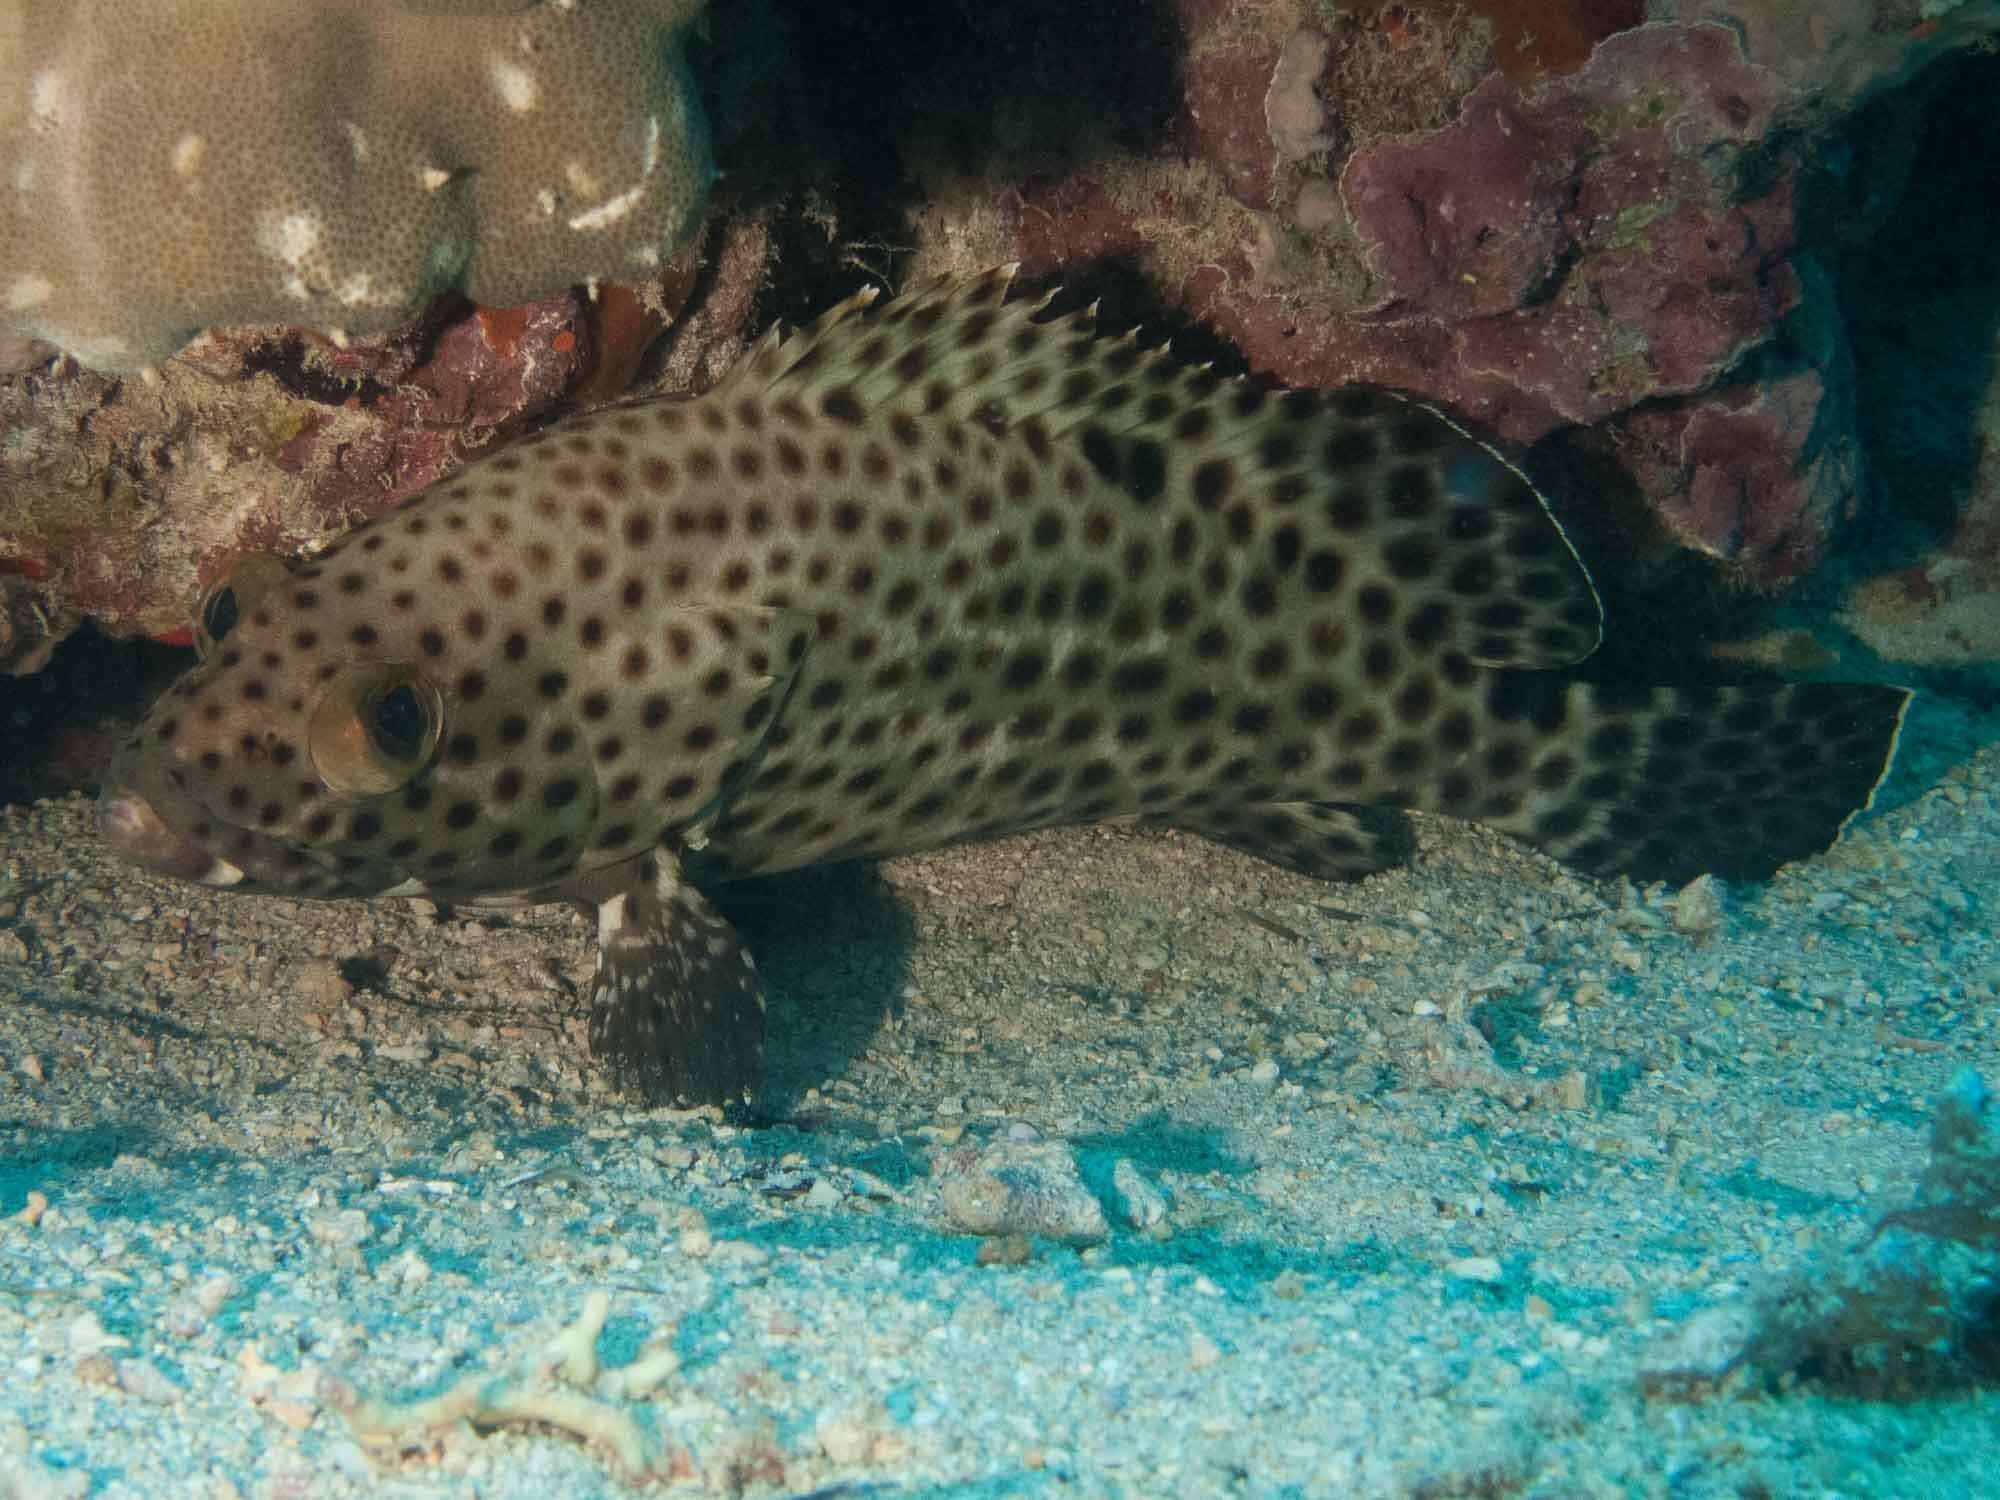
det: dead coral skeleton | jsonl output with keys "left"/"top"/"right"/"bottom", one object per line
{"left": 320, "top": 1290, "right": 688, "bottom": 1481}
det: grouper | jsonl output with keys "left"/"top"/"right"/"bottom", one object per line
{"left": 99, "top": 269, "right": 1911, "bottom": 1105}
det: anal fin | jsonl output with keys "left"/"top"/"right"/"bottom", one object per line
{"left": 579, "top": 853, "right": 765, "bottom": 1108}
{"left": 1159, "top": 801, "right": 1416, "bottom": 882}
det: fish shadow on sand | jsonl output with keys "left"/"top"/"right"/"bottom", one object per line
{"left": 709, "top": 862, "right": 917, "bottom": 1114}
{"left": 1, "top": 987, "right": 217, "bottom": 1050}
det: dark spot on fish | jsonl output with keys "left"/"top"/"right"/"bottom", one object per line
{"left": 1060, "top": 650, "right": 1102, "bottom": 689}
{"left": 1404, "top": 602, "right": 1451, "bottom": 650}
{"left": 822, "top": 386, "right": 865, "bottom": 425}
{"left": 1339, "top": 711, "right": 1383, "bottom": 748}
{"left": 1111, "top": 659, "right": 1166, "bottom": 695}
{"left": 1240, "top": 574, "right": 1278, "bottom": 618}
{"left": 1384, "top": 535, "right": 1439, "bottom": 580}
{"left": 1079, "top": 425, "right": 1120, "bottom": 484}
{"left": 1004, "top": 652, "right": 1046, "bottom": 689}
{"left": 1127, "top": 439, "right": 1166, "bottom": 503}
{"left": 1192, "top": 460, "right": 1230, "bottom": 510}
{"left": 1175, "top": 689, "right": 1217, "bottom": 723}
{"left": 1393, "top": 677, "right": 1436, "bottom": 724}
{"left": 1588, "top": 723, "right": 1638, "bottom": 762}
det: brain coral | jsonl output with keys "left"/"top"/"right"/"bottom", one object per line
{"left": 1, "top": 0, "right": 713, "bottom": 370}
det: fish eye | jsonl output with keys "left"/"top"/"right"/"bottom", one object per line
{"left": 308, "top": 664, "right": 444, "bottom": 795}
{"left": 367, "top": 684, "right": 429, "bottom": 763}
{"left": 193, "top": 554, "right": 294, "bottom": 660}
{"left": 200, "top": 585, "right": 239, "bottom": 650}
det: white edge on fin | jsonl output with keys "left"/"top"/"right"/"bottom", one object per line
{"left": 1413, "top": 397, "right": 1608, "bottom": 665}
{"left": 1838, "top": 685, "right": 1916, "bottom": 837}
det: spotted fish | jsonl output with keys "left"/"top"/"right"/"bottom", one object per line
{"left": 100, "top": 269, "right": 1911, "bottom": 1106}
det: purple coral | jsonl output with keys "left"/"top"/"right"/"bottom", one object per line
{"left": 1618, "top": 373, "right": 1850, "bottom": 590}
{"left": 1342, "top": 24, "right": 1796, "bottom": 438}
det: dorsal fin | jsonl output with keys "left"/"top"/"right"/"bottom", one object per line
{"left": 724, "top": 266, "right": 1048, "bottom": 417}
{"left": 721, "top": 267, "right": 1603, "bottom": 671}
{"left": 715, "top": 282, "right": 881, "bottom": 397}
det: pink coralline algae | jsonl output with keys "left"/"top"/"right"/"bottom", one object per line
{"left": 927, "top": 14, "right": 1870, "bottom": 588}
{"left": 1617, "top": 374, "right": 1851, "bottom": 591}
{"left": 986, "top": 19, "right": 1802, "bottom": 446}
{"left": 0, "top": 292, "right": 584, "bottom": 670}
{"left": 1342, "top": 23, "right": 1797, "bottom": 437}
{"left": 0, "top": 218, "right": 770, "bottom": 670}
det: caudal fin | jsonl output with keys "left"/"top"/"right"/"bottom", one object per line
{"left": 1460, "top": 676, "right": 1911, "bottom": 884}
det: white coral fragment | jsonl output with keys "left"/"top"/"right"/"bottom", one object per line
{"left": 327, "top": 1292, "right": 687, "bottom": 1482}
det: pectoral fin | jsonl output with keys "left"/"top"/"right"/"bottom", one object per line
{"left": 575, "top": 853, "right": 764, "bottom": 1108}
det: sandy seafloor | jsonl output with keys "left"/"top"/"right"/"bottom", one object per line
{"left": 2, "top": 692, "right": 1997, "bottom": 1499}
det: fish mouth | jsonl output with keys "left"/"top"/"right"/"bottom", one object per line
{"left": 99, "top": 725, "right": 389, "bottom": 895}
{"left": 98, "top": 786, "right": 245, "bottom": 886}
{"left": 97, "top": 778, "right": 403, "bottom": 897}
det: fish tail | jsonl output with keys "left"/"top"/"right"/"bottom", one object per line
{"left": 1457, "top": 675, "right": 1912, "bottom": 884}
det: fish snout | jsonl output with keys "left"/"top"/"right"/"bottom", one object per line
{"left": 98, "top": 787, "right": 232, "bottom": 884}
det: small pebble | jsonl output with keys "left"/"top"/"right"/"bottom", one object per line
{"left": 1639, "top": 1302, "right": 1758, "bottom": 1388}
{"left": 1554, "top": 1071, "right": 1589, "bottom": 1111}
{"left": 678, "top": 1223, "right": 714, "bottom": 1259}
{"left": 116, "top": 1358, "right": 183, "bottom": 1404}
{"left": 975, "top": 1234, "right": 1034, "bottom": 1267}
{"left": 291, "top": 957, "right": 353, "bottom": 1010}
{"left": 1111, "top": 1158, "right": 1170, "bottom": 1230}
{"left": 1672, "top": 875, "right": 1724, "bottom": 936}
{"left": 817, "top": 1409, "right": 875, "bottom": 1465}
{"left": 66, "top": 1311, "right": 126, "bottom": 1357}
